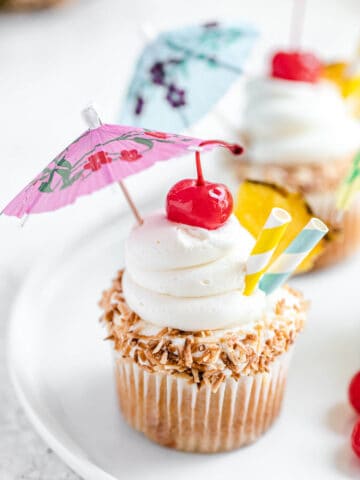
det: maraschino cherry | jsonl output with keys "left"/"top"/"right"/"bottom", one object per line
{"left": 166, "top": 140, "right": 243, "bottom": 230}
{"left": 271, "top": 51, "right": 323, "bottom": 83}
{"left": 349, "top": 371, "right": 360, "bottom": 414}
{"left": 352, "top": 420, "right": 360, "bottom": 458}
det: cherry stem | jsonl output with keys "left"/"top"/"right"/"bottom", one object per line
{"left": 194, "top": 140, "right": 243, "bottom": 187}
{"left": 199, "top": 139, "right": 244, "bottom": 155}
{"left": 196, "top": 150, "right": 205, "bottom": 186}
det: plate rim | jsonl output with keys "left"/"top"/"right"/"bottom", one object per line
{"left": 6, "top": 212, "right": 131, "bottom": 480}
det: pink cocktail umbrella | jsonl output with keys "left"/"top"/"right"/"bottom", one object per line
{"left": 2, "top": 107, "right": 242, "bottom": 223}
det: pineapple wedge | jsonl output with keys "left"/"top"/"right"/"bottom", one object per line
{"left": 323, "top": 62, "right": 360, "bottom": 117}
{"left": 234, "top": 180, "right": 330, "bottom": 273}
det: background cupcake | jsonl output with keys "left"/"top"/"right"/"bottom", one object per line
{"left": 0, "top": 0, "right": 66, "bottom": 9}
{"left": 236, "top": 51, "right": 360, "bottom": 268}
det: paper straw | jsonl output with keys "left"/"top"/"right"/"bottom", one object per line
{"left": 244, "top": 208, "right": 292, "bottom": 295}
{"left": 259, "top": 218, "right": 328, "bottom": 294}
{"left": 336, "top": 151, "right": 360, "bottom": 211}
{"left": 337, "top": 176, "right": 360, "bottom": 211}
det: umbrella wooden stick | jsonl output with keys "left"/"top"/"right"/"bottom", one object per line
{"left": 118, "top": 181, "right": 143, "bottom": 225}
{"left": 82, "top": 105, "right": 143, "bottom": 225}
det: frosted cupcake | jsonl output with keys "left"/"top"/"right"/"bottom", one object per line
{"left": 236, "top": 51, "right": 360, "bottom": 268}
{"left": 100, "top": 165, "right": 309, "bottom": 452}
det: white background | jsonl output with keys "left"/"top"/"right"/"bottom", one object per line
{"left": 1, "top": 0, "right": 360, "bottom": 478}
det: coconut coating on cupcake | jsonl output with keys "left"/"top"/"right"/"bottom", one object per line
{"left": 100, "top": 270, "right": 306, "bottom": 392}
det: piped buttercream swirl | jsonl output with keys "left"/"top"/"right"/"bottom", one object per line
{"left": 123, "top": 212, "right": 278, "bottom": 331}
{"left": 123, "top": 212, "right": 294, "bottom": 331}
{"left": 243, "top": 77, "right": 360, "bottom": 164}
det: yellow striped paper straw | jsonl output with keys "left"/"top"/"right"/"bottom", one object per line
{"left": 244, "top": 208, "right": 292, "bottom": 295}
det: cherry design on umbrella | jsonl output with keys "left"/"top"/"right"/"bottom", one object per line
{"left": 84, "top": 152, "right": 112, "bottom": 171}
{"left": 2, "top": 106, "right": 244, "bottom": 226}
{"left": 120, "top": 149, "right": 142, "bottom": 162}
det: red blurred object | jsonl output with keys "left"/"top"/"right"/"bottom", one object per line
{"left": 271, "top": 51, "right": 323, "bottom": 83}
{"left": 349, "top": 371, "right": 360, "bottom": 414}
{"left": 351, "top": 420, "right": 360, "bottom": 458}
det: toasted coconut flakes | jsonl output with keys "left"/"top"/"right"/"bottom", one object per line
{"left": 160, "top": 350, "right": 168, "bottom": 364}
{"left": 152, "top": 339, "right": 164, "bottom": 354}
{"left": 156, "top": 328, "right": 169, "bottom": 338}
{"left": 236, "top": 155, "right": 353, "bottom": 194}
{"left": 183, "top": 337, "right": 194, "bottom": 368}
{"left": 192, "top": 368, "right": 200, "bottom": 384}
{"left": 275, "top": 299, "right": 286, "bottom": 316}
{"left": 199, "top": 351, "right": 211, "bottom": 364}
{"left": 225, "top": 348, "right": 238, "bottom": 366}
{"left": 100, "top": 270, "right": 306, "bottom": 392}
{"left": 103, "top": 334, "right": 114, "bottom": 341}
{"left": 211, "top": 372, "right": 226, "bottom": 393}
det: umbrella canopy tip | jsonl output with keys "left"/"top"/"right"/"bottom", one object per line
{"left": 139, "top": 22, "right": 158, "bottom": 42}
{"left": 82, "top": 105, "right": 102, "bottom": 129}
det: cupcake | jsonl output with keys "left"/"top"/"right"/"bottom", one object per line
{"left": 236, "top": 51, "right": 360, "bottom": 268}
{"left": 100, "top": 164, "right": 308, "bottom": 452}
{"left": 0, "top": 0, "right": 66, "bottom": 9}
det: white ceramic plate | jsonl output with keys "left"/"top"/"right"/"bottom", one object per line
{"left": 8, "top": 210, "right": 360, "bottom": 480}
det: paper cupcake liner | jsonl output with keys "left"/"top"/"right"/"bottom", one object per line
{"left": 309, "top": 194, "right": 360, "bottom": 269}
{"left": 114, "top": 350, "right": 292, "bottom": 453}
{"left": 235, "top": 161, "right": 360, "bottom": 269}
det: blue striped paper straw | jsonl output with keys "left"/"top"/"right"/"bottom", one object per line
{"left": 259, "top": 218, "right": 328, "bottom": 294}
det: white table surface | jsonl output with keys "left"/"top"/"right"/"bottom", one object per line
{"left": 1, "top": 0, "right": 360, "bottom": 478}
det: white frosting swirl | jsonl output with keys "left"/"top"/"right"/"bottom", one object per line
{"left": 123, "top": 212, "right": 272, "bottom": 331}
{"left": 243, "top": 77, "right": 360, "bottom": 164}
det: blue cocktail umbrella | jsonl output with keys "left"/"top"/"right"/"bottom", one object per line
{"left": 120, "top": 21, "right": 258, "bottom": 132}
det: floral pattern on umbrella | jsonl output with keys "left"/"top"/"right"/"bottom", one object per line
{"left": 2, "top": 124, "right": 221, "bottom": 218}
{"left": 120, "top": 21, "right": 258, "bottom": 131}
